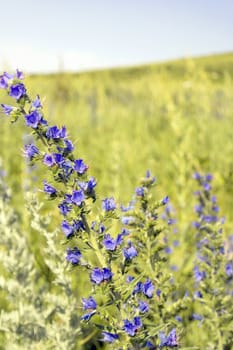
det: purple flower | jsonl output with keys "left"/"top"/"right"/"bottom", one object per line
{"left": 116, "top": 233, "right": 124, "bottom": 245}
{"left": 103, "top": 267, "right": 113, "bottom": 280}
{"left": 167, "top": 218, "right": 176, "bottom": 225}
{"left": 159, "top": 328, "right": 178, "bottom": 348}
{"left": 194, "top": 266, "right": 206, "bottom": 282}
{"left": 9, "top": 83, "right": 26, "bottom": 100}
{"left": 58, "top": 200, "right": 71, "bottom": 216}
{"left": 79, "top": 177, "right": 97, "bottom": 194}
{"left": 25, "top": 110, "right": 42, "bottom": 128}
{"left": 195, "top": 204, "right": 204, "bottom": 214}
{"left": 73, "top": 220, "right": 85, "bottom": 232}
{"left": 212, "top": 205, "right": 219, "bottom": 213}
{"left": 74, "top": 159, "right": 88, "bottom": 174}
{"left": 4, "top": 72, "right": 14, "bottom": 79}
{"left": 165, "top": 203, "right": 173, "bottom": 214}
{"left": 225, "top": 262, "right": 233, "bottom": 277}
{"left": 0, "top": 76, "right": 8, "bottom": 89}
{"left": 126, "top": 275, "right": 134, "bottom": 283}
{"left": 91, "top": 268, "right": 104, "bottom": 284}
{"left": 43, "top": 181, "right": 56, "bottom": 195}
{"left": 205, "top": 173, "right": 213, "bottom": 182}
{"left": 173, "top": 240, "right": 180, "bottom": 247}
{"left": 66, "top": 247, "right": 81, "bottom": 264}
{"left": 133, "top": 282, "right": 143, "bottom": 295}
{"left": 24, "top": 144, "right": 39, "bottom": 160}
{"left": 193, "top": 172, "right": 201, "bottom": 180}
{"left": 64, "top": 139, "right": 74, "bottom": 153}
{"left": 211, "top": 195, "right": 217, "bottom": 203}
{"left": 65, "top": 194, "right": 72, "bottom": 203}
{"left": 219, "top": 246, "right": 224, "bottom": 254}
{"left": 203, "top": 182, "right": 211, "bottom": 192}
{"left": 192, "top": 221, "right": 200, "bottom": 229}
{"left": 123, "top": 320, "right": 136, "bottom": 336}
{"left": 103, "top": 233, "right": 123, "bottom": 251}
{"left": 81, "top": 311, "right": 96, "bottom": 321}
{"left": 202, "top": 215, "right": 218, "bottom": 223}
{"left": 43, "top": 154, "right": 55, "bottom": 167}
{"left": 61, "top": 220, "right": 74, "bottom": 238}
{"left": 134, "top": 316, "right": 142, "bottom": 328}
{"left": 40, "top": 117, "right": 48, "bottom": 125}
{"left": 102, "top": 197, "right": 116, "bottom": 211}
{"left": 0, "top": 72, "right": 13, "bottom": 89}
{"left": 120, "top": 200, "right": 135, "bottom": 212}
{"left": 60, "top": 161, "right": 73, "bottom": 179}
{"left": 103, "top": 234, "right": 117, "bottom": 251}
{"left": 71, "top": 190, "right": 85, "bottom": 206}
{"left": 138, "top": 300, "right": 149, "bottom": 313}
{"left": 121, "top": 216, "right": 134, "bottom": 225}
{"left": 1, "top": 104, "right": 14, "bottom": 115}
{"left": 145, "top": 340, "right": 155, "bottom": 348}
{"left": 175, "top": 315, "right": 182, "bottom": 322}
{"left": 135, "top": 187, "right": 144, "bottom": 197}
{"left": 123, "top": 243, "right": 138, "bottom": 261}
{"left": 90, "top": 267, "right": 113, "bottom": 284}
{"left": 159, "top": 332, "right": 168, "bottom": 347}
{"left": 32, "top": 95, "right": 42, "bottom": 108}
{"left": 82, "top": 296, "right": 97, "bottom": 310}
{"left": 161, "top": 196, "right": 169, "bottom": 205}
{"left": 164, "top": 247, "right": 172, "bottom": 254}
{"left": 192, "top": 313, "right": 203, "bottom": 321}
{"left": 102, "top": 331, "right": 119, "bottom": 343}
{"left": 53, "top": 153, "right": 64, "bottom": 164}
{"left": 121, "top": 228, "right": 130, "bottom": 236}
{"left": 145, "top": 170, "right": 156, "bottom": 183}
{"left": 221, "top": 217, "right": 226, "bottom": 224}
{"left": 46, "top": 125, "right": 67, "bottom": 140}
{"left": 194, "top": 291, "right": 203, "bottom": 299}
{"left": 16, "top": 69, "right": 24, "bottom": 79}
{"left": 123, "top": 317, "right": 142, "bottom": 337}
{"left": 86, "top": 177, "right": 97, "bottom": 192}
{"left": 99, "top": 223, "right": 106, "bottom": 233}
{"left": 142, "top": 279, "right": 154, "bottom": 298}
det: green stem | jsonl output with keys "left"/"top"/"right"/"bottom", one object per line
{"left": 78, "top": 329, "right": 98, "bottom": 346}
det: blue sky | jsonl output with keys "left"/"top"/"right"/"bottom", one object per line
{"left": 0, "top": 0, "right": 232, "bottom": 72}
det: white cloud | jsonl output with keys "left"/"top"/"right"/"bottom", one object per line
{"left": 0, "top": 46, "right": 107, "bottom": 73}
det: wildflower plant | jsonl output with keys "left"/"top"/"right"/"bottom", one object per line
{"left": 190, "top": 173, "right": 233, "bottom": 349}
{"left": 0, "top": 71, "right": 185, "bottom": 349}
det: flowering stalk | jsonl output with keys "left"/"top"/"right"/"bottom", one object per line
{"left": 191, "top": 173, "right": 233, "bottom": 349}
{"left": 0, "top": 70, "right": 184, "bottom": 348}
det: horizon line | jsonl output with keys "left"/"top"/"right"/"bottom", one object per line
{"left": 7, "top": 50, "right": 233, "bottom": 77}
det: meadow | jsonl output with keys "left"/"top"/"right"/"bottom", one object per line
{"left": 0, "top": 53, "right": 232, "bottom": 349}
{"left": 1, "top": 53, "right": 233, "bottom": 223}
